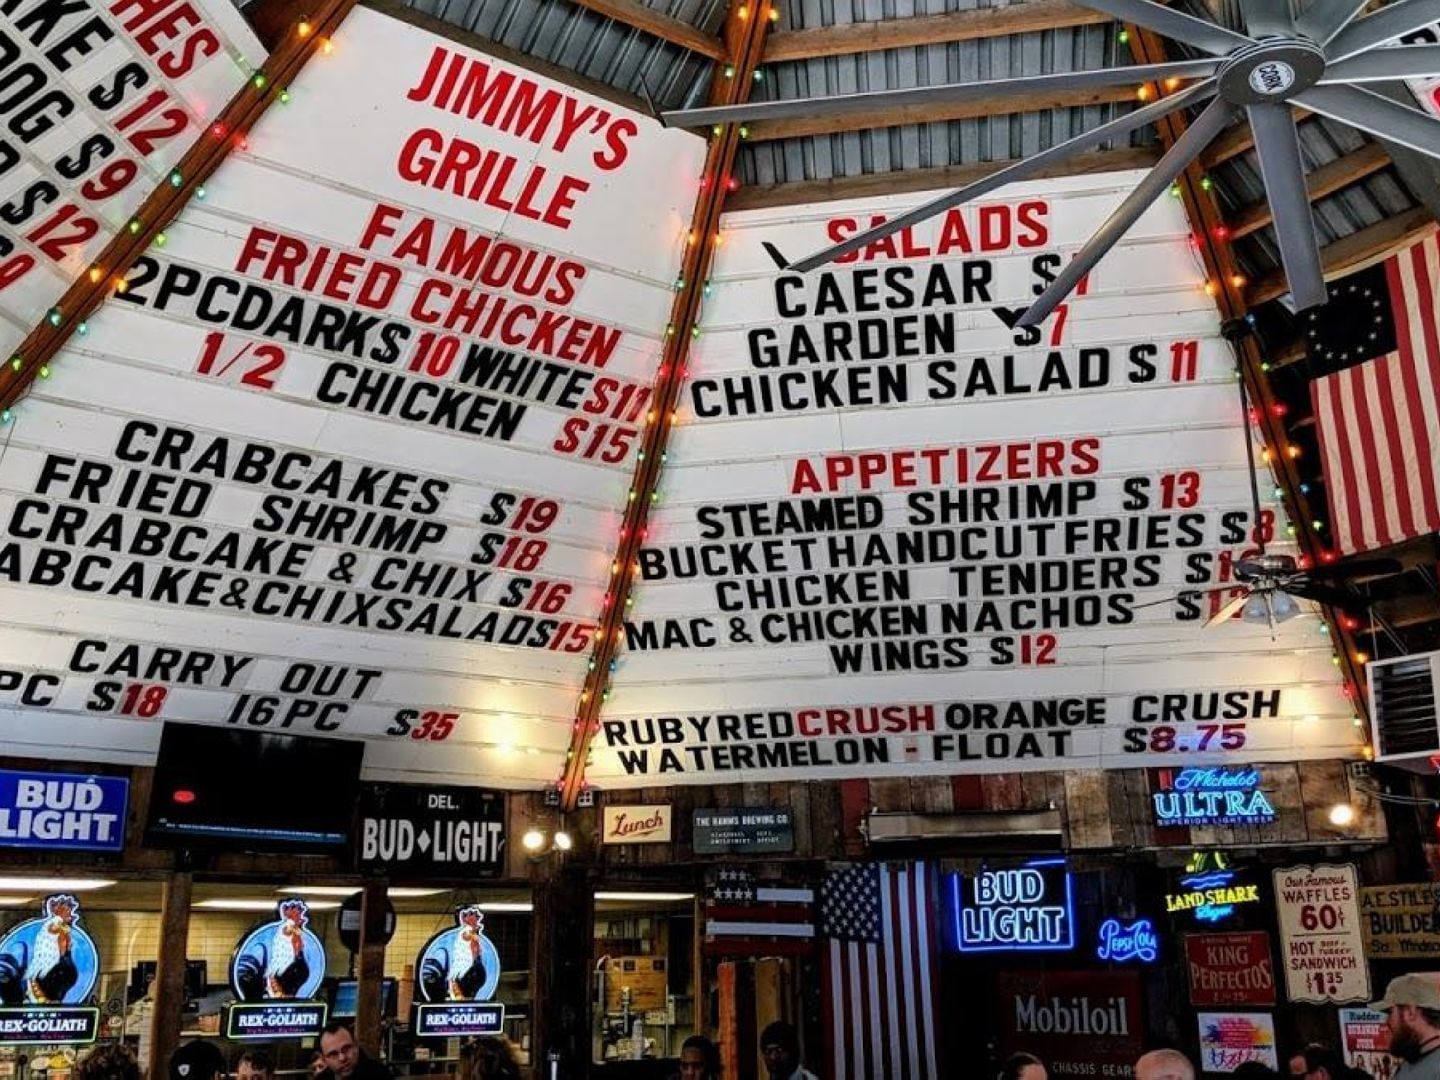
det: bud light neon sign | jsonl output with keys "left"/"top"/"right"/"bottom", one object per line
{"left": 948, "top": 859, "right": 1074, "bottom": 953}
{"left": 1153, "top": 768, "right": 1276, "bottom": 828}
{"left": 1096, "top": 919, "right": 1158, "bottom": 963}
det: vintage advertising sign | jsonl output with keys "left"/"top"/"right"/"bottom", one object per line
{"left": 1167, "top": 854, "right": 1260, "bottom": 924}
{"left": 0, "top": 895, "right": 101, "bottom": 1045}
{"left": 692, "top": 806, "right": 794, "bottom": 854}
{"left": 1360, "top": 883, "right": 1440, "bottom": 959}
{"left": 412, "top": 906, "right": 505, "bottom": 1037}
{"left": 0, "top": 0, "right": 265, "bottom": 360}
{"left": 1274, "top": 864, "right": 1370, "bottom": 1004}
{"left": 1185, "top": 931, "right": 1276, "bottom": 1007}
{"left": 947, "top": 860, "right": 1074, "bottom": 953}
{"left": 588, "top": 172, "right": 1357, "bottom": 787}
{"left": 1198, "top": 1012, "right": 1278, "bottom": 1074}
{"left": 0, "top": 769, "right": 127, "bottom": 851}
{"left": 1096, "top": 918, "right": 1157, "bottom": 964}
{"left": 0, "top": 5, "right": 704, "bottom": 786}
{"left": 226, "top": 898, "right": 327, "bottom": 1039}
{"left": 1151, "top": 766, "right": 1275, "bottom": 828}
{"left": 998, "top": 970, "right": 1143, "bottom": 1078}
{"left": 1339, "top": 1008, "right": 1396, "bottom": 1080}
{"left": 356, "top": 783, "right": 506, "bottom": 877}
{"left": 601, "top": 804, "right": 671, "bottom": 844}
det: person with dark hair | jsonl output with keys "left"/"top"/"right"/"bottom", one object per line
{"left": 169, "top": 1041, "right": 226, "bottom": 1080}
{"left": 1001, "top": 1052, "right": 1047, "bottom": 1080}
{"left": 307, "top": 1051, "right": 327, "bottom": 1080}
{"left": 1233, "top": 1063, "right": 1278, "bottom": 1077}
{"left": 760, "top": 1021, "right": 817, "bottom": 1080}
{"left": 319, "top": 1021, "right": 393, "bottom": 1080}
{"left": 236, "top": 1050, "right": 275, "bottom": 1080}
{"left": 457, "top": 1037, "right": 521, "bottom": 1080}
{"left": 1373, "top": 975, "right": 1440, "bottom": 1078}
{"left": 1288, "top": 1043, "right": 1344, "bottom": 1078}
{"left": 677, "top": 1034, "right": 720, "bottom": 1080}
{"left": 76, "top": 1044, "right": 140, "bottom": 1080}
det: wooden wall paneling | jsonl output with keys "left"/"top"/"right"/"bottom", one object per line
{"left": 1299, "top": 760, "right": 1352, "bottom": 842}
{"left": 1020, "top": 770, "right": 1056, "bottom": 811}
{"left": 1266, "top": 765, "right": 1308, "bottom": 845}
{"left": 911, "top": 776, "right": 954, "bottom": 814}
{"left": 982, "top": 773, "right": 1025, "bottom": 811}
{"left": 869, "top": 777, "right": 914, "bottom": 813}
{"left": 507, "top": 793, "right": 542, "bottom": 880}
{"left": 778, "top": 782, "right": 811, "bottom": 859}
{"left": 951, "top": 775, "right": 985, "bottom": 811}
{"left": 717, "top": 961, "right": 740, "bottom": 1080}
{"left": 1104, "top": 772, "right": 1137, "bottom": 849}
{"left": 1063, "top": 771, "right": 1114, "bottom": 849}
{"left": 838, "top": 780, "right": 869, "bottom": 858}
{"left": 1347, "top": 768, "right": 1388, "bottom": 841}
{"left": 808, "top": 782, "right": 844, "bottom": 860}
{"left": 147, "top": 871, "right": 191, "bottom": 1078}
{"left": 1126, "top": 771, "right": 1160, "bottom": 849}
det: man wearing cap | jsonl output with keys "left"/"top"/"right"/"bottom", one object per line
{"left": 169, "top": 1041, "right": 225, "bottom": 1080}
{"left": 1373, "top": 974, "right": 1440, "bottom": 1078}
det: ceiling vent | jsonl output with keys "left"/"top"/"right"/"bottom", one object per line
{"left": 1369, "top": 650, "right": 1440, "bottom": 772}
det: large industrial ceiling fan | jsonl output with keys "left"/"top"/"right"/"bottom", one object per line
{"left": 664, "top": 0, "right": 1440, "bottom": 325}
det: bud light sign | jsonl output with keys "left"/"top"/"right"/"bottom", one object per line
{"left": 0, "top": 771, "right": 128, "bottom": 852}
{"left": 948, "top": 859, "right": 1074, "bottom": 953}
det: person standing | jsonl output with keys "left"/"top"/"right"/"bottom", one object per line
{"left": 169, "top": 1041, "right": 226, "bottom": 1080}
{"left": 760, "top": 1022, "right": 818, "bottom": 1080}
{"left": 677, "top": 1035, "right": 720, "bottom": 1080}
{"left": 1288, "top": 1043, "right": 1345, "bottom": 1079}
{"left": 1373, "top": 976, "right": 1440, "bottom": 1079}
{"left": 1001, "top": 1052, "right": 1047, "bottom": 1080}
{"left": 318, "top": 1021, "right": 394, "bottom": 1080}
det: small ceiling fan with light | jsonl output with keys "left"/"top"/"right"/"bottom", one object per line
{"left": 664, "top": 0, "right": 1440, "bottom": 324}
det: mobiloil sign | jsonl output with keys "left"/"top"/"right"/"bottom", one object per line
{"left": 0, "top": 895, "right": 101, "bottom": 1044}
{"left": 412, "top": 906, "right": 504, "bottom": 1037}
{"left": 949, "top": 859, "right": 1074, "bottom": 953}
{"left": 226, "top": 899, "right": 328, "bottom": 1039}
{"left": 1152, "top": 768, "right": 1276, "bottom": 828}
{"left": 0, "top": 771, "right": 128, "bottom": 852}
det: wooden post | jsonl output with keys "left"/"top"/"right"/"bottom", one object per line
{"left": 355, "top": 878, "right": 389, "bottom": 1058}
{"left": 530, "top": 862, "right": 595, "bottom": 1078}
{"left": 148, "top": 871, "right": 192, "bottom": 1078}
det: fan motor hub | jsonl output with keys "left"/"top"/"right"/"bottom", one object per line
{"left": 1217, "top": 40, "right": 1326, "bottom": 104}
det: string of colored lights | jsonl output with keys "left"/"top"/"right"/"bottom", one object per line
{"left": 557, "top": 0, "right": 775, "bottom": 809}
{"left": 0, "top": 0, "right": 355, "bottom": 423}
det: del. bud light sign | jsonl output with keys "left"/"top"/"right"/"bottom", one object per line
{"left": 0, "top": 771, "right": 128, "bottom": 852}
{"left": 948, "top": 860, "right": 1075, "bottom": 953}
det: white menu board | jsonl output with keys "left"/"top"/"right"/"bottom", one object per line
{"left": 1275, "top": 864, "right": 1370, "bottom": 1004}
{"left": 589, "top": 173, "right": 1358, "bottom": 786}
{"left": 0, "top": 0, "right": 265, "bottom": 357}
{"left": 0, "top": 5, "right": 705, "bottom": 786}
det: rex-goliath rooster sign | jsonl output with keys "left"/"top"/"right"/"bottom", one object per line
{"left": 227, "top": 899, "right": 329, "bottom": 1041}
{"left": 413, "top": 907, "right": 504, "bottom": 1038}
{"left": 0, "top": 895, "right": 101, "bottom": 1045}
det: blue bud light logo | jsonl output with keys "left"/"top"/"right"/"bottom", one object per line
{"left": 230, "top": 899, "right": 326, "bottom": 1002}
{"left": 0, "top": 895, "right": 99, "bottom": 1005}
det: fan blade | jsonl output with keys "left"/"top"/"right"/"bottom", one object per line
{"left": 1240, "top": 0, "right": 1292, "bottom": 38}
{"left": 1132, "top": 585, "right": 1234, "bottom": 611}
{"left": 658, "top": 59, "right": 1217, "bottom": 129}
{"left": 1206, "top": 591, "right": 1252, "bottom": 627}
{"left": 1286, "top": 580, "right": 1367, "bottom": 608}
{"left": 1322, "top": 45, "right": 1440, "bottom": 82}
{"left": 1296, "top": 84, "right": 1440, "bottom": 160}
{"left": 1017, "top": 97, "right": 1237, "bottom": 327}
{"left": 786, "top": 80, "right": 1218, "bottom": 273}
{"left": 1246, "top": 102, "right": 1327, "bottom": 310}
{"left": 1327, "top": 0, "right": 1440, "bottom": 62}
{"left": 1076, "top": 0, "right": 1254, "bottom": 55}
{"left": 1297, "top": 0, "right": 1372, "bottom": 46}
{"left": 1308, "top": 557, "right": 1405, "bottom": 580}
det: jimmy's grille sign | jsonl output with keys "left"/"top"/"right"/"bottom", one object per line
{"left": 1152, "top": 767, "right": 1275, "bottom": 828}
{"left": 602, "top": 805, "right": 672, "bottom": 844}
{"left": 357, "top": 784, "right": 506, "bottom": 878}
{"left": 0, "top": 771, "right": 128, "bottom": 852}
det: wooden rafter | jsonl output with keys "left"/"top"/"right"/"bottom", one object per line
{"left": 1228, "top": 142, "right": 1390, "bottom": 239}
{"left": 763, "top": 0, "right": 1110, "bottom": 62}
{"left": 558, "top": 1, "right": 771, "bottom": 809}
{"left": 1247, "top": 205, "right": 1435, "bottom": 304}
{"left": 0, "top": 0, "right": 352, "bottom": 416}
{"left": 727, "top": 146, "right": 1160, "bottom": 210}
{"left": 746, "top": 84, "right": 1140, "bottom": 141}
{"left": 564, "top": 0, "right": 726, "bottom": 59}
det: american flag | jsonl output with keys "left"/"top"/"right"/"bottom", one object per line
{"left": 820, "top": 862, "right": 940, "bottom": 1080}
{"left": 702, "top": 867, "right": 815, "bottom": 957}
{"left": 1307, "top": 228, "right": 1440, "bottom": 555}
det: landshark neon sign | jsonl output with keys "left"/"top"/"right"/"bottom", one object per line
{"left": 1153, "top": 768, "right": 1276, "bottom": 828}
{"left": 1166, "top": 853, "right": 1260, "bottom": 924}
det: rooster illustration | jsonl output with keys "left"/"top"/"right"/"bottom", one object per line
{"left": 9, "top": 895, "right": 80, "bottom": 1005}
{"left": 234, "top": 900, "right": 312, "bottom": 1001}
{"left": 418, "top": 907, "right": 488, "bottom": 1003}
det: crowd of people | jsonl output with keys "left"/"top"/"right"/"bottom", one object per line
{"left": 54, "top": 975, "right": 1440, "bottom": 1080}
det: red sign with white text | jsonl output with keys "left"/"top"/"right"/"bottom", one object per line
{"left": 1185, "top": 932, "right": 1276, "bottom": 1006}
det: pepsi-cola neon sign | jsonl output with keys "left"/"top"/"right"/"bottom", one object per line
{"left": 1153, "top": 768, "right": 1275, "bottom": 828}
{"left": 949, "top": 859, "right": 1074, "bottom": 953}
{"left": 1096, "top": 918, "right": 1158, "bottom": 963}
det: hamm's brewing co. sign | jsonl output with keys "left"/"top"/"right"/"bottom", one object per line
{"left": 587, "top": 173, "right": 1357, "bottom": 787}
{"left": 0, "top": 770, "right": 128, "bottom": 851}
{"left": 357, "top": 784, "right": 506, "bottom": 877}
{"left": 0, "top": 5, "right": 703, "bottom": 789}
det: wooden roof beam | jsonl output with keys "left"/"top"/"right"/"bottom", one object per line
{"left": 564, "top": 0, "right": 727, "bottom": 60}
{"left": 745, "top": 84, "right": 1140, "bottom": 141}
{"left": 1228, "top": 142, "right": 1391, "bottom": 239}
{"left": 763, "top": 0, "right": 1111, "bottom": 63}
{"left": 1247, "top": 206, "right": 1435, "bottom": 304}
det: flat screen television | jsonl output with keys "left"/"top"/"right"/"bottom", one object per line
{"left": 330, "top": 977, "right": 398, "bottom": 1018}
{"left": 145, "top": 724, "right": 364, "bottom": 852}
